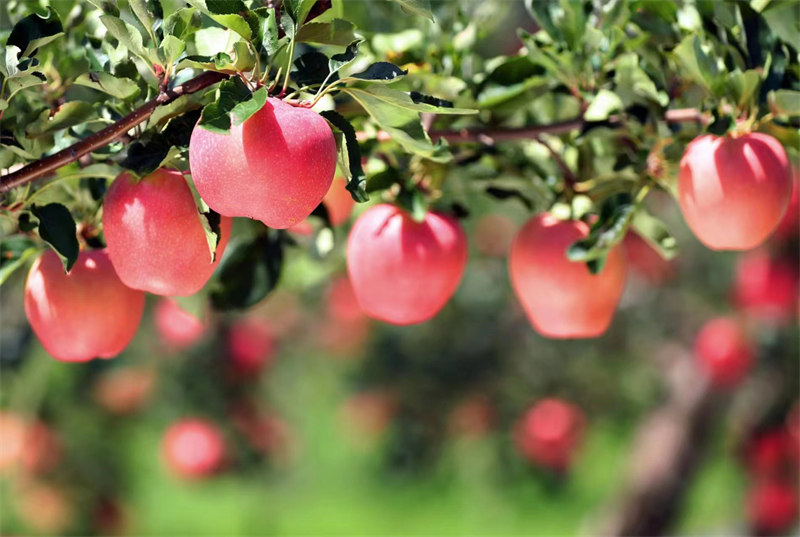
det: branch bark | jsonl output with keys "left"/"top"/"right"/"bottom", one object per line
{"left": 0, "top": 71, "right": 228, "bottom": 194}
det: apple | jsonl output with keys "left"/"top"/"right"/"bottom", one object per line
{"left": 509, "top": 214, "right": 627, "bottom": 338}
{"left": 774, "top": 170, "right": 798, "bottom": 241}
{"left": 326, "top": 276, "right": 365, "bottom": 323}
{"left": 346, "top": 204, "right": 468, "bottom": 325}
{"left": 694, "top": 317, "right": 754, "bottom": 388}
{"left": 0, "top": 412, "right": 26, "bottom": 472}
{"left": 289, "top": 177, "right": 356, "bottom": 235}
{"left": 474, "top": 214, "right": 516, "bottom": 258}
{"left": 678, "top": 133, "right": 792, "bottom": 250}
{"left": 162, "top": 419, "right": 226, "bottom": 479}
{"left": 623, "top": 231, "right": 675, "bottom": 284}
{"left": 230, "top": 403, "right": 292, "bottom": 462}
{"left": 93, "top": 366, "right": 155, "bottom": 415}
{"left": 189, "top": 97, "right": 337, "bottom": 229}
{"left": 745, "top": 429, "right": 797, "bottom": 479}
{"left": 340, "top": 391, "right": 396, "bottom": 447}
{"left": 103, "top": 168, "right": 232, "bottom": 296}
{"left": 514, "top": 398, "right": 585, "bottom": 471}
{"left": 226, "top": 317, "right": 276, "bottom": 375}
{"left": 154, "top": 298, "right": 207, "bottom": 350}
{"left": 746, "top": 480, "right": 799, "bottom": 535}
{"left": 19, "top": 421, "right": 61, "bottom": 475}
{"left": 449, "top": 395, "right": 494, "bottom": 439}
{"left": 24, "top": 249, "right": 145, "bottom": 362}
{"left": 734, "top": 249, "right": 799, "bottom": 323}
{"left": 15, "top": 483, "right": 72, "bottom": 534}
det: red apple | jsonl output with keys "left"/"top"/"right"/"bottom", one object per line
{"left": 19, "top": 421, "right": 61, "bottom": 475}
{"left": 514, "top": 398, "right": 585, "bottom": 471}
{"left": 154, "top": 298, "right": 207, "bottom": 350}
{"left": 0, "top": 412, "right": 26, "bottom": 472}
{"left": 694, "top": 317, "right": 754, "bottom": 388}
{"left": 474, "top": 214, "right": 516, "bottom": 258}
{"left": 189, "top": 98, "right": 337, "bottom": 229}
{"left": 24, "top": 249, "right": 145, "bottom": 362}
{"left": 289, "top": 177, "right": 356, "bottom": 235}
{"left": 230, "top": 404, "right": 292, "bottom": 462}
{"left": 162, "top": 419, "right": 226, "bottom": 479}
{"left": 678, "top": 133, "right": 792, "bottom": 250}
{"left": 746, "top": 480, "right": 799, "bottom": 535}
{"left": 226, "top": 317, "right": 276, "bottom": 375}
{"left": 734, "top": 249, "right": 799, "bottom": 323}
{"left": 103, "top": 168, "right": 232, "bottom": 296}
{"left": 774, "top": 171, "right": 798, "bottom": 240}
{"left": 509, "top": 214, "right": 627, "bottom": 338}
{"left": 745, "top": 429, "right": 797, "bottom": 479}
{"left": 623, "top": 231, "right": 675, "bottom": 284}
{"left": 93, "top": 366, "right": 155, "bottom": 415}
{"left": 346, "top": 204, "right": 468, "bottom": 325}
{"left": 15, "top": 482, "right": 72, "bottom": 534}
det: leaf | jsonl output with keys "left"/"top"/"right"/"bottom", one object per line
{"left": 328, "top": 40, "right": 362, "bottom": 74}
{"left": 231, "top": 86, "right": 267, "bottom": 125}
{"left": 26, "top": 102, "right": 95, "bottom": 136}
{"left": 389, "top": 0, "right": 435, "bottom": 21}
{"left": 284, "top": 0, "right": 317, "bottom": 24}
{"left": 567, "top": 193, "right": 635, "bottom": 272}
{"left": 129, "top": 0, "right": 161, "bottom": 45}
{"left": 5, "top": 74, "right": 45, "bottom": 102}
{"left": 120, "top": 110, "right": 201, "bottom": 175}
{"left": 345, "top": 85, "right": 477, "bottom": 115}
{"left": 198, "top": 209, "right": 223, "bottom": 263}
{"left": 631, "top": 209, "right": 677, "bottom": 260}
{"left": 85, "top": 0, "right": 120, "bottom": 16}
{"left": 7, "top": 10, "right": 63, "bottom": 57}
{"left": 728, "top": 69, "right": 761, "bottom": 108}
{"left": 396, "top": 187, "right": 427, "bottom": 222}
{"left": 296, "top": 19, "right": 356, "bottom": 46}
{"left": 30, "top": 203, "right": 79, "bottom": 272}
{"left": 768, "top": 90, "right": 800, "bottom": 117}
{"left": 74, "top": 72, "right": 141, "bottom": 100}
{"left": 320, "top": 110, "right": 368, "bottom": 202}
{"left": 163, "top": 7, "right": 203, "bottom": 39}
{"left": 187, "top": 0, "right": 253, "bottom": 41}
{"left": 160, "top": 35, "right": 186, "bottom": 66}
{"left": 672, "top": 35, "right": 721, "bottom": 95}
{"left": 100, "top": 15, "right": 148, "bottom": 61}
{"left": 256, "top": 7, "right": 280, "bottom": 55}
{"left": 210, "top": 232, "right": 285, "bottom": 310}
{"left": 583, "top": 89, "right": 623, "bottom": 121}
{"left": 349, "top": 62, "right": 407, "bottom": 83}
{"left": 484, "top": 186, "right": 534, "bottom": 209}
{"left": 293, "top": 52, "right": 333, "bottom": 86}
{"left": 0, "top": 236, "right": 39, "bottom": 286}
{"left": 198, "top": 77, "right": 254, "bottom": 134}
{"left": 761, "top": 1, "right": 800, "bottom": 48}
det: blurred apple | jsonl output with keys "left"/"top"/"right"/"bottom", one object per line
{"left": 449, "top": 395, "right": 494, "bottom": 439}
{"left": 154, "top": 298, "right": 207, "bottom": 350}
{"left": 474, "top": 214, "right": 516, "bottom": 258}
{"left": 745, "top": 429, "right": 798, "bottom": 479}
{"left": 514, "top": 398, "right": 586, "bottom": 471}
{"left": 230, "top": 403, "right": 293, "bottom": 464}
{"left": 226, "top": 317, "right": 276, "bottom": 376}
{"left": 19, "top": 421, "right": 61, "bottom": 475}
{"left": 162, "top": 419, "right": 226, "bottom": 479}
{"left": 340, "top": 390, "right": 396, "bottom": 447}
{"left": 0, "top": 412, "right": 26, "bottom": 472}
{"left": 15, "top": 482, "right": 72, "bottom": 534}
{"left": 93, "top": 367, "right": 156, "bottom": 415}
{"left": 734, "top": 249, "right": 799, "bottom": 324}
{"left": 623, "top": 231, "right": 676, "bottom": 284}
{"left": 694, "top": 317, "right": 754, "bottom": 388}
{"left": 746, "top": 480, "right": 799, "bottom": 535}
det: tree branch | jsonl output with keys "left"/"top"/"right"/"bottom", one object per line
{"left": 0, "top": 71, "right": 228, "bottom": 194}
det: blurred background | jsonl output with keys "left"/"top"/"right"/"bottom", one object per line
{"left": 1, "top": 1, "right": 799, "bottom": 536}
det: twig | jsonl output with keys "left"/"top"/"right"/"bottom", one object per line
{"left": 0, "top": 71, "right": 228, "bottom": 194}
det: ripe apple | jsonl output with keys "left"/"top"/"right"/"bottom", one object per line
{"left": 678, "top": 133, "right": 792, "bottom": 250}
{"left": 745, "top": 429, "right": 797, "bottom": 479}
{"left": 346, "top": 204, "right": 468, "bottom": 325}
{"left": 154, "top": 298, "right": 207, "bottom": 350}
{"left": 774, "top": 174, "right": 798, "bottom": 240}
{"left": 226, "top": 317, "right": 276, "bottom": 375}
{"left": 162, "top": 419, "right": 226, "bottom": 479}
{"left": 746, "top": 480, "right": 799, "bottom": 535}
{"left": 623, "top": 231, "right": 676, "bottom": 284}
{"left": 19, "top": 421, "right": 61, "bottom": 475}
{"left": 734, "top": 249, "right": 799, "bottom": 323}
{"left": 189, "top": 97, "right": 337, "bottom": 229}
{"left": 103, "top": 168, "right": 232, "bottom": 296}
{"left": 289, "top": 177, "right": 356, "bottom": 235}
{"left": 514, "top": 398, "right": 585, "bottom": 471}
{"left": 93, "top": 366, "right": 155, "bottom": 415}
{"left": 509, "top": 214, "right": 627, "bottom": 338}
{"left": 15, "top": 482, "right": 72, "bottom": 534}
{"left": 0, "top": 412, "right": 26, "bottom": 472}
{"left": 474, "top": 214, "right": 516, "bottom": 258}
{"left": 24, "top": 249, "right": 145, "bottom": 362}
{"left": 694, "top": 317, "right": 754, "bottom": 388}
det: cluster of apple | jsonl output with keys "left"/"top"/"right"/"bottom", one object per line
{"left": 21, "top": 89, "right": 796, "bottom": 363}
{"left": 741, "top": 404, "right": 800, "bottom": 535}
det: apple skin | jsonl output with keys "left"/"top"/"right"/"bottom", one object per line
{"left": 154, "top": 298, "right": 207, "bottom": 350}
{"left": 24, "top": 249, "right": 145, "bottom": 362}
{"left": 678, "top": 133, "right": 792, "bottom": 251}
{"left": 734, "top": 249, "right": 799, "bottom": 324}
{"left": 694, "top": 317, "right": 754, "bottom": 388}
{"left": 162, "top": 419, "right": 225, "bottom": 479}
{"left": 289, "top": 177, "right": 356, "bottom": 235}
{"left": 623, "top": 231, "right": 676, "bottom": 285}
{"left": 746, "top": 480, "right": 799, "bottom": 535}
{"left": 346, "top": 204, "right": 468, "bottom": 325}
{"left": 103, "top": 168, "right": 232, "bottom": 296}
{"left": 189, "top": 97, "right": 337, "bottom": 229}
{"left": 509, "top": 214, "right": 627, "bottom": 338}
{"left": 514, "top": 398, "right": 585, "bottom": 471}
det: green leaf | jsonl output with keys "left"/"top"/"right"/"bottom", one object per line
{"left": 389, "top": 0, "right": 434, "bottom": 21}
{"left": 320, "top": 110, "right": 368, "bottom": 202}
{"left": 672, "top": 35, "right": 721, "bottom": 95}
{"left": 728, "top": 69, "right": 761, "bottom": 108}
{"left": 583, "top": 89, "right": 623, "bottom": 121}
{"left": 284, "top": 0, "right": 317, "bottom": 24}
{"left": 198, "top": 77, "right": 253, "bottom": 133}
{"left": 187, "top": 0, "right": 253, "bottom": 41}
{"left": 85, "top": 0, "right": 120, "bottom": 16}
{"left": 210, "top": 232, "right": 285, "bottom": 310}
{"left": 396, "top": 187, "right": 427, "bottom": 222}
{"left": 26, "top": 102, "right": 95, "bottom": 136}
{"left": 296, "top": 19, "right": 356, "bottom": 46}
{"left": 129, "top": 0, "right": 159, "bottom": 43}
{"left": 5, "top": 74, "right": 45, "bottom": 102}
{"left": 768, "top": 89, "right": 800, "bottom": 117}
{"left": 293, "top": 52, "right": 333, "bottom": 86}
{"left": 0, "top": 236, "right": 39, "bottom": 286}
{"left": 164, "top": 7, "right": 203, "bottom": 39}
{"left": 199, "top": 209, "right": 223, "bottom": 263}
{"left": 328, "top": 40, "right": 361, "bottom": 74}
{"left": 7, "top": 10, "right": 63, "bottom": 57}
{"left": 345, "top": 85, "right": 477, "bottom": 115}
{"left": 631, "top": 209, "right": 678, "bottom": 261}
{"left": 74, "top": 72, "right": 141, "bottom": 100}
{"left": 349, "top": 62, "right": 407, "bottom": 83}
{"left": 120, "top": 111, "right": 200, "bottom": 175}
{"left": 231, "top": 86, "right": 267, "bottom": 125}
{"left": 761, "top": 1, "right": 800, "bottom": 48}
{"left": 567, "top": 193, "right": 635, "bottom": 271}
{"left": 100, "top": 15, "right": 148, "bottom": 61}
{"left": 256, "top": 7, "right": 280, "bottom": 55}
{"left": 30, "top": 203, "right": 79, "bottom": 272}
{"left": 160, "top": 35, "right": 186, "bottom": 66}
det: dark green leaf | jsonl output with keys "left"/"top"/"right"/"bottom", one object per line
{"left": 296, "top": 19, "right": 356, "bottom": 46}
{"left": 293, "top": 52, "right": 333, "bottom": 86}
{"left": 7, "top": 10, "right": 63, "bottom": 58}
{"left": 255, "top": 7, "right": 280, "bottom": 55}
{"left": 31, "top": 203, "right": 79, "bottom": 272}
{"left": 567, "top": 193, "right": 635, "bottom": 269}
{"left": 211, "top": 232, "right": 285, "bottom": 310}
{"left": 320, "top": 110, "right": 368, "bottom": 202}
{"left": 26, "top": 102, "right": 95, "bottom": 137}
{"left": 484, "top": 187, "right": 534, "bottom": 210}
{"left": 120, "top": 110, "right": 201, "bottom": 174}
{"left": 396, "top": 187, "right": 427, "bottom": 222}
{"left": 198, "top": 77, "right": 253, "bottom": 134}
{"left": 350, "top": 62, "right": 407, "bottom": 83}
{"left": 74, "top": 72, "right": 141, "bottom": 100}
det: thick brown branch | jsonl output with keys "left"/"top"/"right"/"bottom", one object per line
{"left": 0, "top": 71, "right": 228, "bottom": 194}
